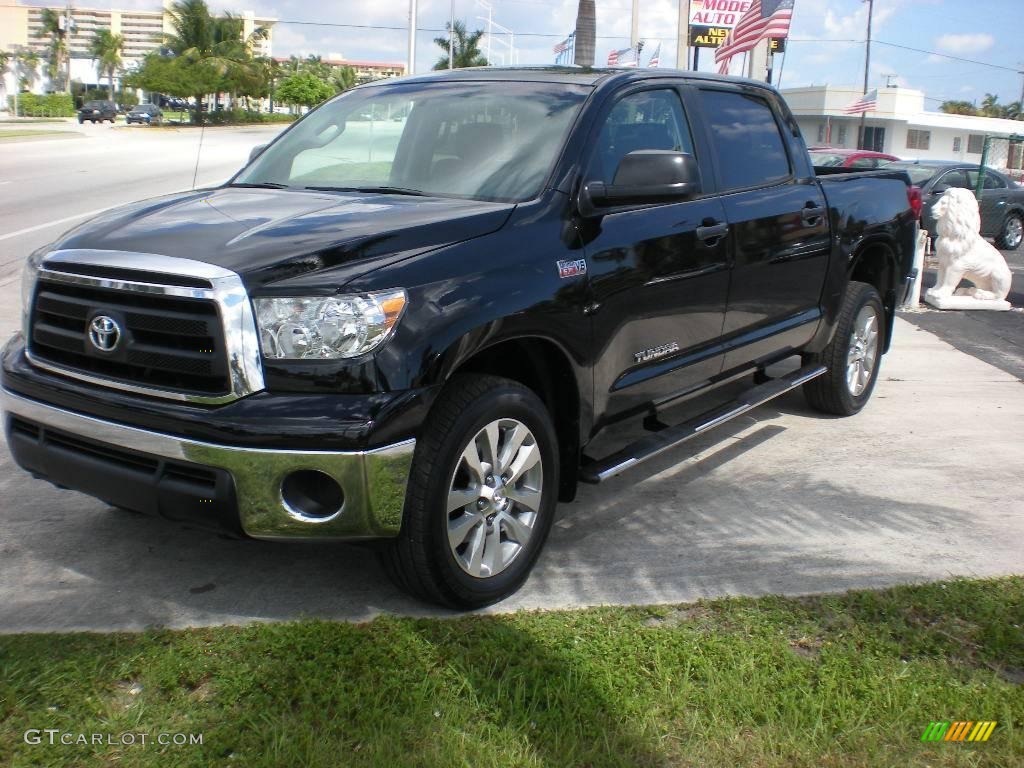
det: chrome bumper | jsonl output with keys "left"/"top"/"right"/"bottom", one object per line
{"left": 1, "top": 388, "right": 414, "bottom": 540}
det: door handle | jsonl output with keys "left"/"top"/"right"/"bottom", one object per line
{"left": 696, "top": 222, "right": 728, "bottom": 242}
{"left": 801, "top": 204, "right": 826, "bottom": 225}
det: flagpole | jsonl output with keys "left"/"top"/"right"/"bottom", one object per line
{"left": 859, "top": 0, "right": 874, "bottom": 149}
{"left": 678, "top": 0, "right": 690, "bottom": 70}
{"left": 631, "top": 0, "right": 639, "bottom": 49}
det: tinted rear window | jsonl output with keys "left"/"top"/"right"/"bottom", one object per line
{"left": 698, "top": 90, "right": 790, "bottom": 190}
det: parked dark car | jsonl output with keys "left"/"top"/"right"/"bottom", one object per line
{"left": 886, "top": 160, "right": 1024, "bottom": 250}
{"left": 809, "top": 148, "right": 899, "bottom": 169}
{"left": 3, "top": 68, "right": 918, "bottom": 608}
{"left": 77, "top": 100, "right": 117, "bottom": 124}
{"left": 125, "top": 104, "right": 163, "bottom": 125}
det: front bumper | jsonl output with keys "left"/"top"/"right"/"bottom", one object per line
{"left": 2, "top": 388, "right": 415, "bottom": 540}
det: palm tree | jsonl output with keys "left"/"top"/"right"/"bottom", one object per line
{"left": 433, "top": 21, "right": 488, "bottom": 70}
{"left": 574, "top": 0, "right": 596, "bottom": 67}
{"left": 89, "top": 30, "right": 123, "bottom": 104}
{"left": 17, "top": 50, "right": 41, "bottom": 94}
{"left": 35, "top": 8, "right": 69, "bottom": 92}
{"left": 0, "top": 51, "right": 10, "bottom": 106}
{"left": 939, "top": 100, "right": 977, "bottom": 116}
{"left": 980, "top": 93, "right": 1003, "bottom": 118}
{"left": 164, "top": 0, "right": 260, "bottom": 123}
{"left": 332, "top": 65, "right": 356, "bottom": 93}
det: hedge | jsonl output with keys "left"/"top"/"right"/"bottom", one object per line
{"left": 7, "top": 93, "right": 76, "bottom": 117}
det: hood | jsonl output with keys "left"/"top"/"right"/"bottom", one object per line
{"left": 54, "top": 186, "right": 515, "bottom": 292}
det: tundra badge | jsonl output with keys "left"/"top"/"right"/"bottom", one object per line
{"left": 634, "top": 342, "right": 680, "bottom": 364}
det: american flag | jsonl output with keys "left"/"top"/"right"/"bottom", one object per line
{"left": 844, "top": 89, "right": 878, "bottom": 114}
{"left": 553, "top": 32, "right": 575, "bottom": 65}
{"left": 608, "top": 43, "right": 642, "bottom": 67}
{"left": 715, "top": 0, "right": 794, "bottom": 74}
{"left": 647, "top": 42, "right": 661, "bottom": 68}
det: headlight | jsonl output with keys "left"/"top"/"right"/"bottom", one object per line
{"left": 254, "top": 289, "right": 407, "bottom": 360}
{"left": 20, "top": 251, "right": 43, "bottom": 340}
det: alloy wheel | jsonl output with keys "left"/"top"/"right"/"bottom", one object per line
{"left": 446, "top": 418, "right": 543, "bottom": 578}
{"left": 846, "top": 304, "right": 879, "bottom": 396}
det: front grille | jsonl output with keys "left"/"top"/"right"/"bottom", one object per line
{"left": 29, "top": 279, "right": 230, "bottom": 396}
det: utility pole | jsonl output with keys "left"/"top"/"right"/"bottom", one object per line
{"left": 677, "top": 0, "right": 690, "bottom": 70}
{"left": 449, "top": 0, "right": 455, "bottom": 69}
{"left": 1018, "top": 64, "right": 1024, "bottom": 107}
{"left": 63, "top": 1, "right": 73, "bottom": 94}
{"left": 407, "top": 0, "right": 417, "bottom": 76}
{"left": 630, "top": 0, "right": 639, "bottom": 49}
{"left": 858, "top": 0, "right": 874, "bottom": 150}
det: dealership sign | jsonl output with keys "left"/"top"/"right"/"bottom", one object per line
{"left": 688, "top": 0, "right": 785, "bottom": 50}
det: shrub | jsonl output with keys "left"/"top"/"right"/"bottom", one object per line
{"left": 7, "top": 92, "right": 76, "bottom": 117}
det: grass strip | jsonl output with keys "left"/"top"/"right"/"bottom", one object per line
{"left": 1, "top": 577, "right": 1021, "bottom": 767}
{"left": 0, "top": 130, "right": 75, "bottom": 140}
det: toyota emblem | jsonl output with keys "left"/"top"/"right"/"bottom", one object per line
{"left": 88, "top": 315, "right": 121, "bottom": 352}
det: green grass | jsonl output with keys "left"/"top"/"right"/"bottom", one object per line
{"left": 1, "top": 578, "right": 1021, "bottom": 767}
{"left": 0, "top": 129, "right": 74, "bottom": 140}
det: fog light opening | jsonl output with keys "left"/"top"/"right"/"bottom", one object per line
{"left": 281, "top": 470, "right": 344, "bottom": 521}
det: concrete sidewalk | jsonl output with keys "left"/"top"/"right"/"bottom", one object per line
{"left": 0, "top": 317, "right": 1021, "bottom": 632}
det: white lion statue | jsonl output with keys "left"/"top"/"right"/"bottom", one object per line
{"left": 926, "top": 187, "right": 1012, "bottom": 306}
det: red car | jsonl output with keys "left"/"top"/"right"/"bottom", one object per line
{"left": 809, "top": 148, "right": 900, "bottom": 170}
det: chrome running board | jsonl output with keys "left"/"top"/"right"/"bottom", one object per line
{"left": 579, "top": 364, "right": 827, "bottom": 484}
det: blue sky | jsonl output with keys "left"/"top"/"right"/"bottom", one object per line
{"left": 24, "top": 0, "right": 1024, "bottom": 107}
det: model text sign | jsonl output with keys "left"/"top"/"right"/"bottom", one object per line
{"left": 689, "top": 0, "right": 753, "bottom": 27}
{"left": 688, "top": 0, "right": 753, "bottom": 48}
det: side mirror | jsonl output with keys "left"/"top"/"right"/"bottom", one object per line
{"left": 248, "top": 144, "right": 267, "bottom": 164}
{"left": 931, "top": 184, "right": 949, "bottom": 196}
{"left": 580, "top": 150, "right": 700, "bottom": 216}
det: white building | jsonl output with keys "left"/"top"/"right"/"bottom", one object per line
{"left": 1, "top": 0, "right": 275, "bottom": 100}
{"left": 782, "top": 85, "right": 1024, "bottom": 170}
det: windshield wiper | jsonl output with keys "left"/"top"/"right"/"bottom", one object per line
{"left": 304, "top": 185, "right": 427, "bottom": 197}
{"left": 229, "top": 182, "right": 290, "bottom": 189}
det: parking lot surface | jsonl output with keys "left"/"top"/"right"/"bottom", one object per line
{"left": 1, "top": 314, "right": 1021, "bottom": 632}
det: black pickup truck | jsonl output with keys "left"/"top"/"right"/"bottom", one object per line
{"left": 2, "top": 68, "right": 919, "bottom": 608}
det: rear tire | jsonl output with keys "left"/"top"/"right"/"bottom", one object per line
{"left": 803, "top": 281, "right": 885, "bottom": 416}
{"left": 380, "top": 374, "right": 558, "bottom": 609}
{"left": 995, "top": 213, "right": 1023, "bottom": 251}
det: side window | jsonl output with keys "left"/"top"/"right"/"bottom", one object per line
{"left": 966, "top": 170, "right": 1007, "bottom": 190}
{"left": 697, "top": 89, "right": 790, "bottom": 190}
{"left": 587, "top": 89, "right": 694, "bottom": 184}
{"left": 984, "top": 173, "right": 1006, "bottom": 190}
{"left": 850, "top": 157, "right": 877, "bottom": 169}
{"left": 937, "top": 170, "right": 970, "bottom": 189}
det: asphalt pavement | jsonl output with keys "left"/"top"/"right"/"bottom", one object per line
{"left": 901, "top": 247, "right": 1024, "bottom": 381}
{"left": 0, "top": 125, "right": 1021, "bottom": 632}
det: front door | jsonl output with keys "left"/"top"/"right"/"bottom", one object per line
{"left": 581, "top": 86, "right": 730, "bottom": 427}
{"left": 693, "top": 85, "right": 832, "bottom": 373}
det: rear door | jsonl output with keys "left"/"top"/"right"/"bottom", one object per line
{"left": 967, "top": 169, "right": 1011, "bottom": 237}
{"left": 692, "top": 85, "right": 831, "bottom": 373}
{"left": 582, "top": 84, "right": 731, "bottom": 424}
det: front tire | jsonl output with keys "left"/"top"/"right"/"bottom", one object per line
{"left": 995, "top": 213, "right": 1023, "bottom": 251}
{"left": 803, "top": 281, "right": 884, "bottom": 416}
{"left": 381, "top": 375, "right": 558, "bottom": 608}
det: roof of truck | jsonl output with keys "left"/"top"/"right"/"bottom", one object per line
{"left": 361, "top": 66, "right": 770, "bottom": 90}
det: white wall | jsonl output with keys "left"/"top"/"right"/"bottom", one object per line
{"left": 797, "top": 116, "right": 994, "bottom": 163}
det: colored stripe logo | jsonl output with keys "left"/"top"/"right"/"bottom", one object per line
{"left": 921, "top": 721, "right": 997, "bottom": 742}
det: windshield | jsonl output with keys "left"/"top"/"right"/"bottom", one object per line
{"left": 235, "top": 81, "right": 591, "bottom": 203}
{"left": 886, "top": 164, "right": 941, "bottom": 185}
{"left": 810, "top": 153, "right": 846, "bottom": 167}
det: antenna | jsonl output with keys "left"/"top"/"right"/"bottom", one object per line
{"left": 191, "top": 116, "right": 205, "bottom": 189}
